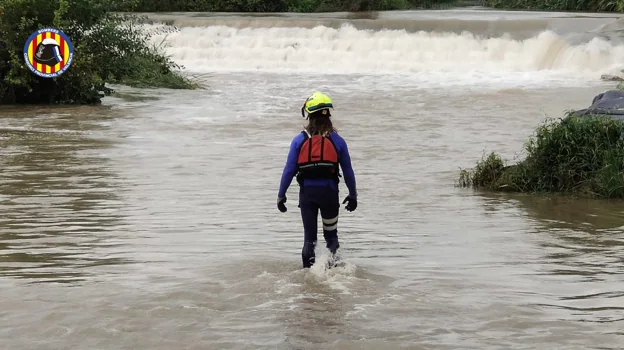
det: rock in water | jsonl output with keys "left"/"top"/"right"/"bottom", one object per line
{"left": 567, "top": 89, "right": 624, "bottom": 119}
{"left": 601, "top": 74, "right": 624, "bottom": 82}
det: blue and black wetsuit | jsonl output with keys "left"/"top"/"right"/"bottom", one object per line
{"left": 278, "top": 130, "right": 357, "bottom": 268}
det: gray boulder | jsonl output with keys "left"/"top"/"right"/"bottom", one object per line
{"left": 567, "top": 89, "right": 624, "bottom": 120}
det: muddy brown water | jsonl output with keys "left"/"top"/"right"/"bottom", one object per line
{"left": 2, "top": 8, "right": 624, "bottom": 350}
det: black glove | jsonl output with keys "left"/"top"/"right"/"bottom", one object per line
{"left": 277, "top": 196, "right": 287, "bottom": 213}
{"left": 342, "top": 195, "right": 357, "bottom": 212}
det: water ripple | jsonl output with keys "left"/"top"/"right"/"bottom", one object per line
{"left": 0, "top": 72, "right": 622, "bottom": 349}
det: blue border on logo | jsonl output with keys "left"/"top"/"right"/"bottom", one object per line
{"left": 23, "top": 27, "right": 75, "bottom": 78}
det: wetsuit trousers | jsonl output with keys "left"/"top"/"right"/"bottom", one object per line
{"left": 299, "top": 185, "right": 340, "bottom": 268}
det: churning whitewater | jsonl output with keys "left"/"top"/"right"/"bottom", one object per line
{"left": 149, "top": 23, "right": 624, "bottom": 85}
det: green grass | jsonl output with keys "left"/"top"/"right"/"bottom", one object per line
{"left": 457, "top": 115, "right": 624, "bottom": 199}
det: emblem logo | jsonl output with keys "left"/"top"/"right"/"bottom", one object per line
{"left": 23, "top": 27, "right": 74, "bottom": 78}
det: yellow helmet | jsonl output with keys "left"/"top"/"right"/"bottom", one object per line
{"left": 301, "top": 91, "right": 333, "bottom": 118}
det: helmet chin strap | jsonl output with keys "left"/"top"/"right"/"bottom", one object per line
{"left": 301, "top": 104, "right": 307, "bottom": 119}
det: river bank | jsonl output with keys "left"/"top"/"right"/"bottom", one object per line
{"left": 113, "top": 0, "right": 479, "bottom": 13}
{"left": 113, "top": 0, "right": 624, "bottom": 13}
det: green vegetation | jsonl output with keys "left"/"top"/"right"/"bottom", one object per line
{"left": 112, "top": 0, "right": 624, "bottom": 12}
{"left": 114, "top": 0, "right": 478, "bottom": 12}
{"left": 458, "top": 115, "right": 624, "bottom": 199}
{"left": 0, "top": 0, "right": 199, "bottom": 105}
{"left": 484, "top": 0, "right": 624, "bottom": 12}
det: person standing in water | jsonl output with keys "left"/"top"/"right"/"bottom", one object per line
{"left": 277, "top": 92, "right": 358, "bottom": 268}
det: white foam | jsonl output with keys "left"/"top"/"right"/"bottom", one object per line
{"left": 305, "top": 248, "right": 358, "bottom": 294}
{"left": 149, "top": 23, "right": 624, "bottom": 83}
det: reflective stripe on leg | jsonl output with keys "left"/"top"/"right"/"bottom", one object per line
{"left": 322, "top": 215, "right": 338, "bottom": 231}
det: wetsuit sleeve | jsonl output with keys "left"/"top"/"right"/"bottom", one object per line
{"left": 277, "top": 134, "right": 302, "bottom": 198}
{"left": 337, "top": 137, "right": 357, "bottom": 198}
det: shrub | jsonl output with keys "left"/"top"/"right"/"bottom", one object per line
{"left": 0, "top": 0, "right": 199, "bottom": 105}
{"left": 457, "top": 115, "right": 624, "bottom": 198}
